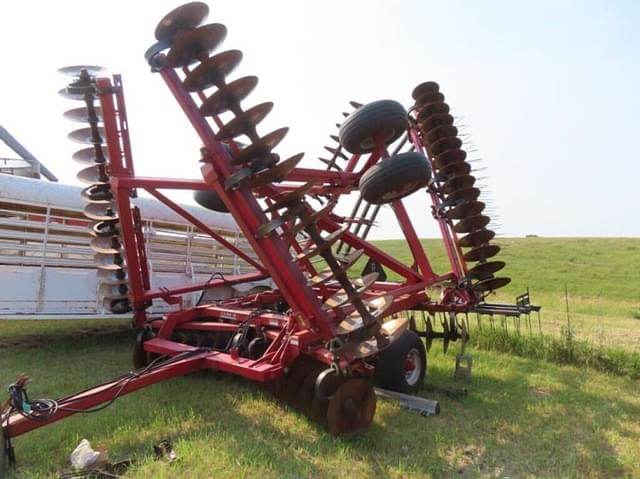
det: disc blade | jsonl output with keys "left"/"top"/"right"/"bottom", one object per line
{"left": 103, "top": 298, "right": 132, "bottom": 314}
{"left": 286, "top": 200, "right": 336, "bottom": 237}
{"left": 68, "top": 127, "right": 105, "bottom": 145}
{"left": 99, "top": 283, "right": 129, "bottom": 300}
{"left": 94, "top": 252, "right": 125, "bottom": 271}
{"left": 90, "top": 219, "right": 120, "bottom": 238}
{"left": 439, "top": 160, "right": 471, "bottom": 178}
{"left": 439, "top": 187, "right": 480, "bottom": 209}
{"left": 433, "top": 149, "right": 467, "bottom": 170}
{"left": 326, "top": 378, "right": 376, "bottom": 435}
{"left": 336, "top": 294, "right": 393, "bottom": 335}
{"left": 463, "top": 244, "right": 501, "bottom": 262}
{"left": 216, "top": 102, "right": 274, "bottom": 141}
{"left": 77, "top": 164, "right": 109, "bottom": 184}
{"left": 419, "top": 112, "right": 454, "bottom": 133}
{"left": 440, "top": 174, "right": 476, "bottom": 194}
{"left": 324, "top": 146, "right": 348, "bottom": 161}
{"left": 429, "top": 136, "right": 463, "bottom": 157}
{"left": 232, "top": 128, "right": 289, "bottom": 165}
{"left": 443, "top": 200, "right": 485, "bottom": 220}
{"left": 73, "top": 146, "right": 108, "bottom": 165}
{"left": 251, "top": 152, "right": 303, "bottom": 188}
{"left": 415, "top": 91, "right": 445, "bottom": 108}
{"left": 453, "top": 214, "right": 491, "bottom": 234}
{"left": 265, "top": 181, "right": 315, "bottom": 212}
{"left": 183, "top": 49, "right": 243, "bottom": 91}
{"left": 58, "top": 65, "right": 107, "bottom": 77}
{"left": 322, "top": 272, "right": 379, "bottom": 310}
{"left": 63, "top": 106, "right": 103, "bottom": 123}
{"left": 380, "top": 316, "right": 410, "bottom": 343}
{"left": 98, "top": 269, "right": 128, "bottom": 285}
{"left": 457, "top": 228, "right": 495, "bottom": 248}
{"left": 308, "top": 249, "right": 364, "bottom": 286}
{"left": 90, "top": 236, "right": 122, "bottom": 254}
{"left": 199, "top": 76, "right": 259, "bottom": 115}
{"left": 166, "top": 23, "right": 228, "bottom": 68}
{"left": 466, "top": 261, "right": 506, "bottom": 281}
{"left": 155, "top": 2, "right": 210, "bottom": 42}
{"left": 411, "top": 81, "right": 440, "bottom": 100}
{"left": 473, "top": 276, "right": 511, "bottom": 292}
{"left": 84, "top": 202, "right": 118, "bottom": 221}
{"left": 417, "top": 101, "right": 450, "bottom": 123}
{"left": 295, "top": 226, "right": 347, "bottom": 262}
{"left": 424, "top": 124, "right": 458, "bottom": 145}
{"left": 81, "top": 184, "right": 113, "bottom": 203}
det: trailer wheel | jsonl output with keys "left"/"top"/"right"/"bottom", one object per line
{"left": 193, "top": 190, "right": 229, "bottom": 213}
{"left": 375, "top": 330, "right": 426, "bottom": 393}
{"left": 339, "top": 100, "right": 407, "bottom": 154}
{"left": 359, "top": 152, "right": 432, "bottom": 204}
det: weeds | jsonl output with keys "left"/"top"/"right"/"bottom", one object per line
{"left": 473, "top": 326, "right": 640, "bottom": 379}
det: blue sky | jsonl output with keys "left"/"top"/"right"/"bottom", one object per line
{"left": 1, "top": 0, "right": 638, "bottom": 238}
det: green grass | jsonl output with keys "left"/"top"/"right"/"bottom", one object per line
{"left": 2, "top": 237, "right": 639, "bottom": 477}
{"left": 1, "top": 320, "right": 640, "bottom": 478}
{"left": 371, "top": 237, "right": 640, "bottom": 350}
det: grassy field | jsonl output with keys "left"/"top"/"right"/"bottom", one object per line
{"left": 1, "top": 237, "right": 639, "bottom": 478}
{"left": 372, "top": 237, "right": 640, "bottom": 351}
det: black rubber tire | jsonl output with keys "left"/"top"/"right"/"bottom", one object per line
{"left": 193, "top": 190, "right": 229, "bottom": 213}
{"left": 359, "top": 152, "right": 432, "bottom": 204}
{"left": 375, "top": 330, "right": 427, "bottom": 394}
{"left": 339, "top": 100, "right": 407, "bottom": 154}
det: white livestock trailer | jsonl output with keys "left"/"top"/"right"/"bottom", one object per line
{"left": 0, "top": 174, "right": 260, "bottom": 319}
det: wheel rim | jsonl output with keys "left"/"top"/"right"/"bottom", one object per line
{"left": 404, "top": 348, "right": 422, "bottom": 386}
{"left": 380, "top": 180, "right": 420, "bottom": 202}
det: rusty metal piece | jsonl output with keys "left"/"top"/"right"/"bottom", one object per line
{"left": 326, "top": 378, "right": 376, "bottom": 436}
{"left": 73, "top": 147, "right": 108, "bottom": 165}
{"left": 286, "top": 201, "right": 337, "bottom": 237}
{"left": 295, "top": 226, "right": 347, "bottom": 262}
{"left": 68, "top": 127, "right": 104, "bottom": 144}
{"left": 424, "top": 124, "right": 458, "bottom": 145}
{"left": 231, "top": 127, "right": 288, "bottom": 165}
{"left": 84, "top": 202, "right": 119, "bottom": 221}
{"left": 77, "top": 164, "right": 109, "bottom": 185}
{"left": 417, "top": 102, "right": 450, "bottom": 123}
{"left": 63, "top": 106, "right": 103, "bottom": 123}
{"left": 166, "top": 24, "right": 228, "bottom": 68}
{"left": 472, "top": 277, "right": 511, "bottom": 292}
{"left": 58, "top": 65, "right": 107, "bottom": 77}
{"left": 453, "top": 214, "right": 491, "bottom": 234}
{"left": 155, "top": 2, "right": 209, "bottom": 42}
{"left": 81, "top": 184, "right": 113, "bottom": 203}
{"left": 250, "top": 153, "right": 303, "bottom": 188}
{"left": 457, "top": 228, "right": 495, "bottom": 248}
{"left": 182, "top": 50, "right": 242, "bottom": 91}
{"left": 419, "top": 112, "right": 454, "bottom": 132}
{"left": 466, "top": 261, "right": 505, "bottom": 281}
{"left": 463, "top": 244, "right": 501, "bottom": 262}
{"left": 412, "top": 81, "right": 440, "bottom": 100}
{"left": 94, "top": 252, "right": 125, "bottom": 271}
{"left": 433, "top": 149, "right": 467, "bottom": 170}
{"left": 90, "top": 236, "right": 122, "bottom": 254}
{"left": 265, "top": 181, "right": 315, "bottom": 212}
{"left": 318, "top": 158, "right": 343, "bottom": 171}
{"left": 440, "top": 174, "right": 476, "bottom": 194}
{"left": 199, "top": 76, "right": 258, "bottom": 115}
{"left": 216, "top": 102, "right": 273, "bottom": 141}
{"left": 429, "top": 136, "right": 463, "bottom": 157}
{"left": 444, "top": 200, "right": 485, "bottom": 220}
